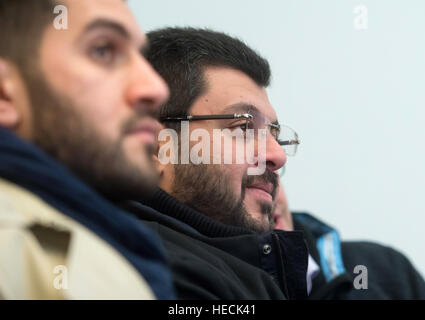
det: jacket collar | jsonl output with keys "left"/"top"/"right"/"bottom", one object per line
{"left": 0, "top": 178, "right": 156, "bottom": 299}
{"left": 293, "top": 212, "right": 353, "bottom": 298}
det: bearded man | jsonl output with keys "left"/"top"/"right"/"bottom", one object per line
{"left": 0, "top": 0, "right": 174, "bottom": 299}
{"left": 123, "top": 27, "right": 308, "bottom": 299}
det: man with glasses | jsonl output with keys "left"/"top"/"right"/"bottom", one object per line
{"left": 123, "top": 27, "right": 309, "bottom": 299}
{"left": 146, "top": 27, "right": 301, "bottom": 235}
{"left": 125, "top": 27, "right": 425, "bottom": 300}
{"left": 158, "top": 105, "right": 299, "bottom": 233}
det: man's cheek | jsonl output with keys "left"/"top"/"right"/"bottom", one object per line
{"left": 224, "top": 165, "right": 245, "bottom": 196}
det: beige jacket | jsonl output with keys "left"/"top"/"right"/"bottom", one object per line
{"left": 0, "top": 178, "right": 155, "bottom": 300}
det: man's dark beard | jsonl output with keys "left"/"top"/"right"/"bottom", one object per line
{"left": 171, "top": 163, "right": 278, "bottom": 234}
{"left": 24, "top": 69, "right": 159, "bottom": 200}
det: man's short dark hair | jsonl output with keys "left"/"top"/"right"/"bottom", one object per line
{"left": 146, "top": 27, "right": 271, "bottom": 129}
{"left": 0, "top": 0, "right": 57, "bottom": 73}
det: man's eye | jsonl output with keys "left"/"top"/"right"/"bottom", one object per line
{"left": 237, "top": 123, "right": 248, "bottom": 131}
{"left": 90, "top": 42, "right": 117, "bottom": 64}
{"left": 229, "top": 122, "right": 248, "bottom": 131}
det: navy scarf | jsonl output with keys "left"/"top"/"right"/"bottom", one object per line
{"left": 0, "top": 128, "right": 175, "bottom": 299}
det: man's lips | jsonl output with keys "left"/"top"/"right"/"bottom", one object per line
{"left": 246, "top": 182, "right": 274, "bottom": 201}
{"left": 126, "top": 120, "right": 160, "bottom": 143}
{"left": 248, "top": 182, "right": 273, "bottom": 195}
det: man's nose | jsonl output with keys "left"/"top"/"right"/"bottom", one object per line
{"left": 265, "top": 134, "right": 287, "bottom": 172}
{"left": 126, "top": 57, "right": 169, "bottom": 114}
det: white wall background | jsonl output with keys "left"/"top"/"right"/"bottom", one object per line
{"left": 129, "top": 0, "right": 425, "bottom": 277}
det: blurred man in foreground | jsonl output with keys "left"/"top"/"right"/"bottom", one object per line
{"left": 0, "top": 0, "right": 174, "bottom": 299}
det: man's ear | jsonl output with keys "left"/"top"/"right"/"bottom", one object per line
{"left": 0, "top": 59, "right": 20, "bottom": 130}
{"left": 153, "top": 153, "right": 173, "bottom": 192}
{"left": 153, "top": 142, "right": 175, "bottom": 192}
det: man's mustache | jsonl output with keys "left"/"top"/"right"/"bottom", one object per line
{"left": 122, "top": 108, "right": 161, "bottom": 134}
{"left": 243, "top": 169, "right": 279, "bottom": 200}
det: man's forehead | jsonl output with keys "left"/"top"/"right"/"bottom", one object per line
{"left": 64, "top": 0, "right": 145, "bottom": 44}
{"left": 195, "top": 67, "right": 278, "bottom": 122}
{"left": 189, "top": 102, "right": 279, "bottom": 123}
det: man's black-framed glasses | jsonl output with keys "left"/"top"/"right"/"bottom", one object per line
{"left": 161, "top": 113, "right": 300, "bottom": 156}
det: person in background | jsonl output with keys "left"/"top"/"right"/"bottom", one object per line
{"left": 273, "top": 180, "right": 425, "bottom": 299}
{"left": 273, "top": 181, "right": 293, "bottom": 231}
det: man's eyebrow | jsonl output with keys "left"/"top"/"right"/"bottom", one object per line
{"left": 222, "top": 103, "right": 259, "bottom": 114}
{"left": 83, "top": 18, "right": 131, "bottom": 39}
{"left": 223, "top": 103, "right": 280, "bottom": 125}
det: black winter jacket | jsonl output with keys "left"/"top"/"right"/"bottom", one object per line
{"left": 123, "top": 189, "right": 309, "bottom": 300}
